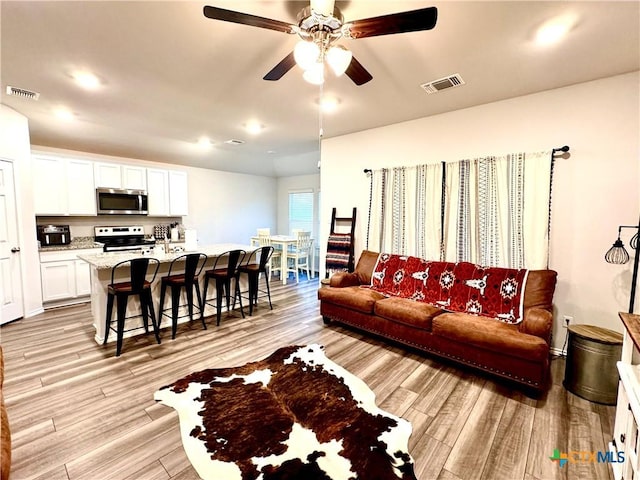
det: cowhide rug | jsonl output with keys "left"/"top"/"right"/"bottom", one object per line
{"left": 154, "top": 344, "right": 417, "bottom": 480}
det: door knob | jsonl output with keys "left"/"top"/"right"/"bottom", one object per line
{"left": 10, "top": 247, "right": 20, "bottom": 253}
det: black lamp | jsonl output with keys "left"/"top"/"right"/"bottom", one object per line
{"left": 605, "top": 216, "right": 640, "bottom": 313}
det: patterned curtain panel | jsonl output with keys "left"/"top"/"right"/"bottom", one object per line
{"left": 443, "top": 151, "right": 552, "bottom": 269}
{"left": 366, "top": 152, "right": 552, "bottom": 269}
{"left": 367, "top": 163, "right": 443, "bottom": 259}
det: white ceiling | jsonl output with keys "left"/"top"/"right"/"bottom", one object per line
{"left": 1, "top": 1, "right": 638, "bottom": 177}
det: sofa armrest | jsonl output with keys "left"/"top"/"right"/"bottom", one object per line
{"left": 518, "top": 307, "right": 553, "bottom": 344}
{"left": 329, "top": 272, "right": 362, "bottom": 288}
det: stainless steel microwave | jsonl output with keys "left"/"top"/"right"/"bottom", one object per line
{"left": 96, "top": 188, "right": 148, "bottom": 215}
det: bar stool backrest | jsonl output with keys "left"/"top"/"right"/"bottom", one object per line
{"left": 111, "top": 257, "right": 160, "bottom": 291}
{"left": 213, "top": 249, "right": 245, "bottom": 276}
{"left": 258, "top": 246, "right": 274, "bottom": 271}
{"left": 168, "top": 253, "right": 207, "bottom": 281}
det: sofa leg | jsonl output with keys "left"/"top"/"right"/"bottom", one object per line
{"left": 322, "top": 316, "right": 332, "bottom": 325}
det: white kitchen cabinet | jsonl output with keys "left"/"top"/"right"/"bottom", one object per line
{"left": 32, "top": 155, "right": 67, "bottom": 215}
{"left": 40, "top": 248, "right": 102, "bottom": 306}
{"left": 610, "top": 312, "right": 640, "bottom": 480}
{"left": 95, "top": 163, "right": 147, "bottom": 190}
{"left": 146, "top": 168, "right": 188, "bottom": 216}
{"left": 75, "top": 259, "right": 92, "bottom": 296}
{"left": 67, "top": 159, "right": 97, "bottom": 215}
{"left": 33, "top": 155, "right": 96, "bottom": 215}
{"left": 146, "top": 168, "right": 170, "bottom": 216}
{"left": 123, "top": 165, "right": 147, "bottom": 190}
{"left": 40, "top": 261, "right": 75, "bottom": 302}
{"left": 94, "top": 162, "right": 123, "bottom": 188}
{"left": 169, "top": 170, "right": 188, "bottom": 216}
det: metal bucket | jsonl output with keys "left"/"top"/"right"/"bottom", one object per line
{"left": 563, "top": 325, "right": 623, "bottom": 405}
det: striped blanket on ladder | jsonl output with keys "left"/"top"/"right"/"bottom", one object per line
{"left": 326, "top": 233, "right": 352, "bottom": 274}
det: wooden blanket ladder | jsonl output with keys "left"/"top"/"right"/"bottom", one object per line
{"left": 326, "top": 207, "right": 357, "bottom": 277}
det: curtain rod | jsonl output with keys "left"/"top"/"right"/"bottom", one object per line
{"left": 363, "top": 146, "right": 570, "bottom": 173}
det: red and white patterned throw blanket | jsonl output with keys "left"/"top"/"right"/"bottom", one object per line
{"left": 370, "top": 253, "right": 529, "bottom": 324}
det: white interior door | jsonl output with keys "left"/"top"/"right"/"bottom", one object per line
{"left": 0, "top": 159, "right": 23, "bottom": 323}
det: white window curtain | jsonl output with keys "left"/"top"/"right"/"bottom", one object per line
{"left": 366, "top": 151, "right": 552, "bottom": 269}
{"left": 367, "top": 163, "right": 443, "bottom": 259}
{"left": 443, "top": 151, "right": 551, "bottom": 269}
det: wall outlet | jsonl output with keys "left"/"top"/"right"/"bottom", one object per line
{"left": 563, "top": 315, "right": 573, "bottom": 328}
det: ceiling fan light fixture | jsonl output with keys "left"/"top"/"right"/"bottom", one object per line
{"left": 294, "top": 40, "right": 320, "bottom": 71}
{"left": 326, "top": 45, "right": 352, "bottom": 76}
{"left": 303, "top": 62, "right": 325, "bottom": 85}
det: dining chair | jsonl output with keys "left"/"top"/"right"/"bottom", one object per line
{"left": 236, "top": 245, "right": 275, "bottom": 315}
{"left": 158, "top": 253, "right": 208, "bottom": 339}
{"left": 285, "top": 231, "right": 313, "bottom": 283}
{"left": 104, "top": 257, "right": 161, "bottom": 356}
{"left": 201, "top": 249, "right": 245, "bottom": 326}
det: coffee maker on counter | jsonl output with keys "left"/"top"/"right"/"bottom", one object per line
{"left": 37, "top": 225, "right": 71, "bottom": 246}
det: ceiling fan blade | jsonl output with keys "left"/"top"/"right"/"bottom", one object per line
{"left": 348, "top": 7, "right": 438, "bottom": 39}
{"left": 263, "top": 52, "right": 297, "bottom": 81}
{"left": 344, "top": 56, "right": 373, "bottom": 86}
{"left": 203, "top": 6, "right": 295, "bottom": 34}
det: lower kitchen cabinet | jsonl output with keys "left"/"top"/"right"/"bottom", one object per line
{"left": 40, "top": 248, "right": 102, "bottom": 306}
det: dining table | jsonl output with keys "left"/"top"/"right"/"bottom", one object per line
{"left": 250, "top": 235, "right": 315, "bottom": 285}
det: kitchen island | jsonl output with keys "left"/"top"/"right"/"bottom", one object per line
{"left": 78, "top": 243, "right": 254, "bottom": 344}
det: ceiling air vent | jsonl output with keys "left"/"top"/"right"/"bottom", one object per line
{"left": 224, "top": 139, "right": 245, "bottom": 145}
{"left": 6, "top": 85, "right": 40, "bottom": 100}
{"left": 420, "top": 74, "right": 465, "bottom": 94}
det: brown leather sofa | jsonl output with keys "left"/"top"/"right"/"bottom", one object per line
{"left": 318, "top": 250, "right": 558, "bottom": 393}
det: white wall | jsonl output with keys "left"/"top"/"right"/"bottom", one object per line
{"left": 321, "top": 71, "right": 640, "bottom": 351}
{"left": 0, "top": 105, "right": 43, "bottom": 317}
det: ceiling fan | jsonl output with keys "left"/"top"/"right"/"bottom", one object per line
{"left": 203, "top": 0, "right": 438, "bottom": 86}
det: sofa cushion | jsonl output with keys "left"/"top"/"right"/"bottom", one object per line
{"left": 523, "top": 270, "right": 557, "bottom": 311}
{"left": 432, "top": 312, "right": 549, "bottom": 361}
{"left": 317, "top": 286, "right": 386, "bottom": 314}
{"left": 374, "top": 297, "right": 444, "bottom": 331}
{"left": 354, "top": 250, "right": 381, "bottom": 286}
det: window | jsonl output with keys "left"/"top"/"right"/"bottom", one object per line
{"left": 289, "top": 190, "right": 314, "bottom": 235}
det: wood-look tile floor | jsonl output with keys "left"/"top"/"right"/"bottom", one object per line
{"left": 1, "top": 277, "right": 615, "bottom": 480}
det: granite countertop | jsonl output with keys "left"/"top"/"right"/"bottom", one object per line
{"left": 39, "top": 236, "right": 104, "bottom": 252}
{"left": 77, "top": 243, "right": 254, "bottom": 270}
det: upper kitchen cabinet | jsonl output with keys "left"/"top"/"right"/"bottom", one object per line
{"left": 146, "top": 168, "right": 170, "bottom": 216}
{"left": 32, "top": 155, "right": 97, "bottom": 215}
{"left": 94, "top": 163, "right": 147, "bottom": 190}
{"left": 146, "top": 168, "right": 188, "bottom": 216}
{"left": 169, "top": 170, "right": 188, "bottom": 216}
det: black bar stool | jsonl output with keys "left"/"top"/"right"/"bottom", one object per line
{"left": 201, "top": 249, "right": 245, "bottom": 326}
{"left": 236, "top": 246, "right": 274, "bottom": 315}
{"left": 158, "top": 253, "right": 208, "bottom": 339}
{"left": 104, "top": 257, "right": 160, "bottom": 356}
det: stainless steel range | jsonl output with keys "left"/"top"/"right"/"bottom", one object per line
{"left": 94, "top": 226, "right": 156, "bottom": 252}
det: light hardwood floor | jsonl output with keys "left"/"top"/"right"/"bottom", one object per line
{"left": 2, "top": 277, "right": 615, "bottom": 480}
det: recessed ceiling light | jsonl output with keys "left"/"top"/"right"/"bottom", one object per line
{"left": 535, "top": 15, "right": 576, "bottom": 46}
{"left": 318, "top": 96, "right": 340, "bottom": 113}
{"left": 197, "top": 136, "right": 213, "bottom": 149}
{"left": 54, "top": 107, "right": 74, "bottom": 121}
{"left": 71, "top": 70, "right": 101, "bottom": 90}
{"left": 245, "top": 120, "right": 263, "bottom": 135}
